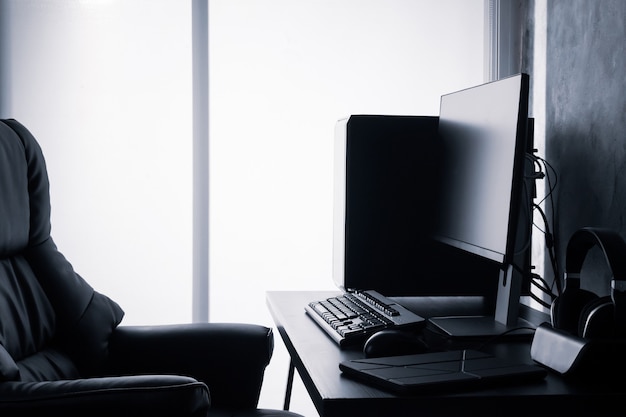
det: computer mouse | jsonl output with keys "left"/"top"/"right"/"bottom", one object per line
{"left": 363, "top": 329, "right": 429, "bottom": 358}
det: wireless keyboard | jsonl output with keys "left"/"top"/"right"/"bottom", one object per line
{"left": 305, "top": 290, "right": 426, "bottom": 347}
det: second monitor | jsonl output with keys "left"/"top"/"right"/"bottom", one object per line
{"left": 334, "top": 115, "right": 504, "bottom": 303}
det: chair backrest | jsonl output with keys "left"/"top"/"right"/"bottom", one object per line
{"left": 0, "top": 119, "right": 124, "bottom": 383}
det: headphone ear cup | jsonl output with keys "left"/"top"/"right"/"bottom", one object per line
{"left": 551, "top": 289, "right": 598, "bottom": 334}
{"left": 578, "top": 295, "right": 614, "bottom": 338}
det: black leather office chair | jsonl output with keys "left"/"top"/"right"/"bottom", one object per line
{"left": 0, "top": 119, "right": 303, "bottom": 417}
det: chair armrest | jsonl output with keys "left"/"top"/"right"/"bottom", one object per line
{"left": 0, "top": 375, "right": 209, "bottom": 417}
{"left": 108, "top": 323, "right": 274, "bottom": 409}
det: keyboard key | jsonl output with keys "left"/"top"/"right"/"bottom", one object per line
{"left": 304, "top": 290, "right": 426, "bottom": 347}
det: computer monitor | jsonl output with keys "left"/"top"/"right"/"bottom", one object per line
{"left": 429, "top": 73, "right": 533, "bottom": 338}
{"left": 332, "top": 115, "right": 502, "bottom": 299}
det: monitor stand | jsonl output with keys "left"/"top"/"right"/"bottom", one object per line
{"left": 427, "top": 264, "right": 535, "bottom": 340}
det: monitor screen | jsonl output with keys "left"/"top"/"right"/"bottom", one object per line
{"left": 429, "top": 73, "right": 533, "bottom": 336}
{"left": 435, "top": 74, "right": 530, "bottom": 267}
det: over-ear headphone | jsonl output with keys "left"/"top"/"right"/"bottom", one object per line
{"left": 551, "top": 227, "right": 626, "bottom": 339}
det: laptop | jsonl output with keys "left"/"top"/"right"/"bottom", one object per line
{"left": 339, "top": 349, "right": 547, "bottom": 394}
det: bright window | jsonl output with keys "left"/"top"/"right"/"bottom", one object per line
{"left": 1, "top": 0, "right": 193, "bottom": 325}
{"left": 208, "top": 1, "right": 484, "bottom": 413}
{"left": 1, "top": 1, "right": 485, "bottom": 414}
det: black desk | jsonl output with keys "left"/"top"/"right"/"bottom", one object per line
{"left": 266, "top": 290, "right": 624, "bottom": 417}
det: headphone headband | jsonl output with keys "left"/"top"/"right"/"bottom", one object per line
{"left": 565, "top": 227, "right": 626, "bottom": 337}
{"left": 565, "top": 227, "right": 626, "bottom": 287}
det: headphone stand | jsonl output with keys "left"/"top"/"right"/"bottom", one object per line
{"left": 531, "top": 322, "right": 626, "bottom": 376}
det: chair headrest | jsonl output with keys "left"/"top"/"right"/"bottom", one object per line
{"left": 0, "top": 119, "right": 51, "bottom": 257}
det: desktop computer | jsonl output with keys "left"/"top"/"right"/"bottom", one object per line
{"left": 312, "top": 74, "right": 535, "bottom": 348}
{"left": 333, "top": 114, "right": 500, "bottom": 300}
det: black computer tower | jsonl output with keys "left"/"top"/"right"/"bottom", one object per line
{"left": 333, "top": 115, "right": 500, "bottom": 300}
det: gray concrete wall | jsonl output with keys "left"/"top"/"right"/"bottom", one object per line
{"left": 544, "top": 0, "right": 626, "bottom": 293}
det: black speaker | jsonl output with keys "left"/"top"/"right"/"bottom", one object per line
{"left": 333, "top": 115, "right": 499, "bottom": 299}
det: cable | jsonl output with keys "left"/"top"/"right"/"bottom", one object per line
{"left": 472, "top": 326, "right": 538, "bottom": 351}
{"left": 530, "top": 273, "right": 554, "bottom": 297}
{"left": 533, "top": 203, "right": 561, "bottom": 295}
{"left": 529, "top": 273, "right": 555, "bottom": 309}
{"left": 525, "top": 152, "right": 561, "bottom": 297}
{"left": 510, "top": 261, "right": 554, "bottom": 309}
{"left": 532, "top": 154, "right": 558, "bottom": 207}
{"left": 519, "top": 151, "right": 561, "bottom": 308}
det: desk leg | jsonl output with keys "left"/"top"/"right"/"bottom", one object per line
{"left": 283, "top": 359, "right": 295, "bottom": 410}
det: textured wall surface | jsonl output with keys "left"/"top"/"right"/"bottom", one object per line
{"left": 545, "top": 0, "right": 626, "bottom": 293}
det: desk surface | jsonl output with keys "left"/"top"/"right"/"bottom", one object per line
{"left": 267, "top": 290, "right": 624, "bottom": 417}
